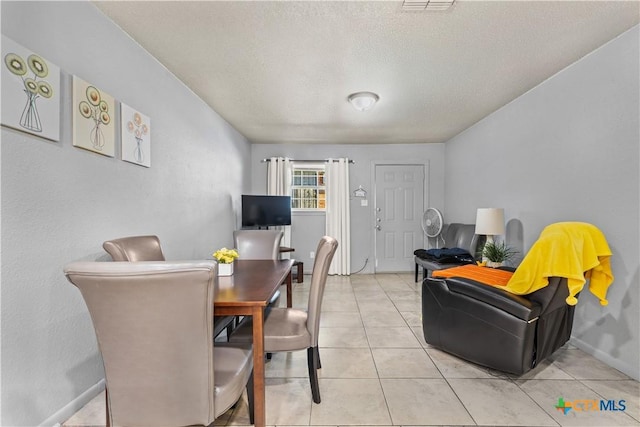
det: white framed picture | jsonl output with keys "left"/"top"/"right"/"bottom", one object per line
{"left": 1, "top": 35, "right": 61, "bottom": 141}
{"left": 120, "top": 103, "right": 151, "bottom": 167}
{"left": 72, "top": 76, "right": 115, "bottom": 157}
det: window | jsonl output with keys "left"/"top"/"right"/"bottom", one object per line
{"left": 291, "top": 164, "right": 325, "bottom": 210}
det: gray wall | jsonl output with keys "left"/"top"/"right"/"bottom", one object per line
{"left": 1, "top": 2, "right": 251, "bottom": 425}
{"left": 251, "top": 144, "right": 445, "bottom": 274}
{"left": 443, "top": 26, "right": 639, "bottom": 380}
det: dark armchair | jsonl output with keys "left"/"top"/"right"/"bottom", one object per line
{"left": 422, "top": 273, "right": 575, "bottom": 375}
{"left": 414, "top": 223, "right": 485, "bottom": 282}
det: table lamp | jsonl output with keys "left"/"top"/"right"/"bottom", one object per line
{"left": 475, "top": 208, "right": 505, "bottom": 245}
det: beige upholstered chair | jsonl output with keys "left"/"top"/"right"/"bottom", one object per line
{"left": 233, "top": 230, "right": 283, "bottom": 260}
{"left": 103, "top": 235, "right": 235, "bottom": 338}
{"left": 102, "top": 235, "right": 165, "bottom": 262}
{"left": 229, "top": 236, "right": 338, "bottom": 403}
{"left": 64, "top": 261, "right": 254, "bottom": 426}
{"left": 233, "top": 229, "right": 284, "bottom": 307}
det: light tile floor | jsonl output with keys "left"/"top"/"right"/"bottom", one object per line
{"left": 64, "top": 273, "right": 640, "bottom": 427}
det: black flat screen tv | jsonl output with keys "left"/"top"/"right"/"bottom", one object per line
{"left": 241, "top": 195, "right": 292, "bottom": 227}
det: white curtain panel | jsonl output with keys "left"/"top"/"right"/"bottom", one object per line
{"left": 325, "top": 158, "right": 351, "bottom": 275}
{"left": 267, "top": 157, "right": 292, "bottom": 251}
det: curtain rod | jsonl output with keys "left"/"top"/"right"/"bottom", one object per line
{"left": 261, "top": 158, "right": 355, "bottom": 164}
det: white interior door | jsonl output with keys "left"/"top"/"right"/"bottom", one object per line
{"left": 374, "top": 164, "right": 425, "bottom": 272}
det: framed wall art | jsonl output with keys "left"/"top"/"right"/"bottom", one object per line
{"left": 72, "top": 76, "right": 115, "bottom": 157}
{"left": 1, "top": 35, "right": 61, "bottom": 141}
{"left": 120, "top": 103, "right": 151, "bottom": 167}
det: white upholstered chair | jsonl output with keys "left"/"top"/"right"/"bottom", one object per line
{"left": 229, "top": 236, "right": 338, "bottom": 403}
{"left": 233, "top": 229, "right": 284, "bottom": 308}
{"left": 103, "top": 235, "right": 235, "bottom": 338}
{"left": 233, "top": 229, "right": 283, "bottom": 260}
{"left": 64, "top": 260, "right": 254, "bottom": 426}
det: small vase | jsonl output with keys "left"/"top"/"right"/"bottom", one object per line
{"left": 217, "top": 262, "right": 234, "bottom": 276}
{"left": 486, "top": 261, "right": 504, "bottom": 268}
{"left": 20, "top": 92, "right": 42, "bottom": 132}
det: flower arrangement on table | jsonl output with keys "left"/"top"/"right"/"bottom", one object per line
{"left": 213, "top": 247, "right": 239, "bottom": 264}
{"left": 212, "top": 248, "right": 239, "bottom": 276}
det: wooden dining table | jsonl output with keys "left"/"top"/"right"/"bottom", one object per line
{"left": 214, "top": 259, "right": 294, "bottom": 427}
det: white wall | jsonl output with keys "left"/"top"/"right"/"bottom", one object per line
{"left": 250, "top": 143, "right": 445, "bottom": 274}
{"left": 0, "top": 2, "right": 251, "bottom": 425}
{"left": 444, "top": 26, "right": 639, "bottom": 380}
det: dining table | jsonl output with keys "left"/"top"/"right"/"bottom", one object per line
{"left": 214, "top": 259, "right": 294, "bottom": 427}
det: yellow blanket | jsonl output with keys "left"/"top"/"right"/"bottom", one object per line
{"left": 505, "top": 222, "right": 613, "bottom": 306}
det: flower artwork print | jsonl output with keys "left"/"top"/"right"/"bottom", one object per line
{"left": 5, "top": 54, "right": 51, "bottom": 131}
{"left": 72, "top": 76, "right": 115, "bottom": 157}
{"left": 120, "top": 103, "right": 151, "bottom": 167}
{"left": 1, "top": 35, "right": 61, "bottom": 141}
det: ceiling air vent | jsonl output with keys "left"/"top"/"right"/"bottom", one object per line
{"left": 401, "top": 0, "right": 455, "bottom": 11}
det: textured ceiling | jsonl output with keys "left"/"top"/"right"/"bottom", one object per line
{"left": 94, "top": 1, "right": 639, "bottom": 144}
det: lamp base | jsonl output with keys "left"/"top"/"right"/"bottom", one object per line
{"left": 481, "top": 235, "right": 495, "bottom": 263}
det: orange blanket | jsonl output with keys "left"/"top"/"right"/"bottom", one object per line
{"left": 432, "top": 264, "right": 513, "bottom": 286}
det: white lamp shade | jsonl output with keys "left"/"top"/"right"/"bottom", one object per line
{"left": 348, "top": 92, "right": 379, "bottom": 111}
{"left": 475, "top": 208, "right": 505, "bottom": 236}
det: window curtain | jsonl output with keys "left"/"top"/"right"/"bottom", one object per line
{"left": 325, "top": 158, "right": 351, "bottom": 275}
{"left": 267, "top": 157, "right": 292, "bottom": 252}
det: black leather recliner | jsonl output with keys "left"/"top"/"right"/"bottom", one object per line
{"left": 422, "top": 273, "right": 576, "bottom": 375}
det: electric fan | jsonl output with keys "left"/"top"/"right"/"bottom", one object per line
{"left": 422, "top": 208, "right": 444, "bottom": 247}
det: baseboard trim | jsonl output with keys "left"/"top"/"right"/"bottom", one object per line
{"left": 570, "top": 337, "right": 640, "bottom": 381}
{"left": 39, "top": 379, "right": 105, "bottom": 427}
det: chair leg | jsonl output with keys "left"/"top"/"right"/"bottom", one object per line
{"left": 105, "top": 387, "right": 111, "bottom": 427}
{"left": 246, "top": 370, "right": 255, "bottom": 425}
{"left": 315, "top": 346, "right": 321, "bottom": 369}
{"left": 307, "top": 347, "right": 321, "bottom": 404}
{"left": 296, "top": 261, "right": 303, "bottom": 283}
{"left": 415, "top": 262, "right": 419, "bottom": 282}
{"left": 225, "top": 323, "right": 234, "bottom": 341}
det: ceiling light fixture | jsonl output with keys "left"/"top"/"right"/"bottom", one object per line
{"left": 348, "top": 92, "right": 379, "bottom": 112}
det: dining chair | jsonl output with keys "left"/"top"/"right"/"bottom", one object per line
{"left": 103, "top": 235, "right": 235, "bottom": 339}
{"left": 233, "top": 229, "right": 284, "bottom": 308}
{"left": 228, "top": 236, "right": 338, "bottom": 403}
{"left": 102, "top": 235, "right": 166, "bottom": 262}
{"left": 64, "top": 260, "right": 254, "bottom": 426}
{"left": 233, "top": 229, "right": 283, "bottom": 260}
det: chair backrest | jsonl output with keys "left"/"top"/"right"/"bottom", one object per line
{"left": 103, "top": 235, "right": 165, "bottom": 261}
{"left": 233, "top": 230, "right": 283, "bottom": 260}
{"left": 64, "top": 261, "right": 217, "bottom": 426}
{"left": 306, "top": 236, "right": 339, "bottom": 346}
{"left": 443, "top": 223, "right": 485, "bottom": 260}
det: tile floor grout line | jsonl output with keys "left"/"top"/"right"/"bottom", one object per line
{"left": 575, "top": 377, "right": 640, "bottom": 424}
{"left": 438, "top": 376, "right": 480, "bottom": 426}
{"left": 375, "top": 274, "right": 406, "bottom": 426}
{"left": 512, "top": 378, "right": 562, "bottom": 427}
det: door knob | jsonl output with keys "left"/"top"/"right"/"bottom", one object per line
{"left": 375, "top": 225, "right": 381, "bottom": 230}
{"left": 376, "top": 218, "right": 381, "bottom": 222}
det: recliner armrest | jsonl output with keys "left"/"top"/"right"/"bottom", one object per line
{"left": 432, "top": 277, "right": 542, "bottom": 321}
{"left": 415, "top": 256, "right": 470, "bottom": 272}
